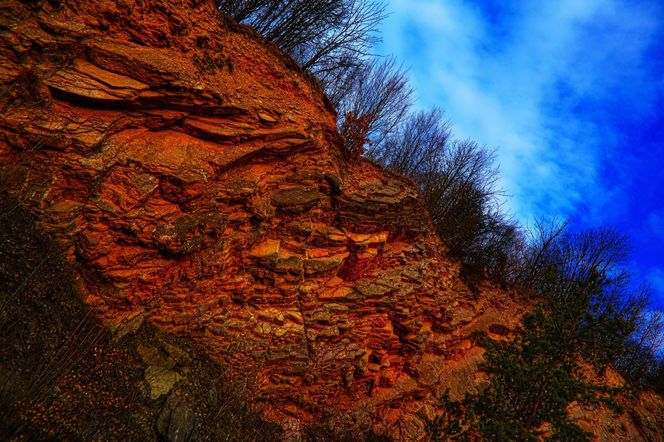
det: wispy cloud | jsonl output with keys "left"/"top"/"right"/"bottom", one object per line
{"left": 379, "top": 0, "right": 663, "bottom": 223}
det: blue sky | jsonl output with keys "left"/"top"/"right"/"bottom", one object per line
{"left": 377, "top": 0, "right": 664, "bottom": 307}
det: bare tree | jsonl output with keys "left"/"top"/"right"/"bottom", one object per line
{"left": 335, "top": 57, "right": 413, "bottom": 149}
{"left": 416, "top": 138, "right": 509, "bottom": 273}
{"left": 535, "top": 227, "right": 631, "bottom": 303}
{"left": 220, "top": 0, "right": 344, "bottom": 49}
{"left": 371, "top": 109, "right": 521, "bottom": 280}
{"left": 219, "top": 0, "right": 387, "bottom": 92}
{"left": 371, "top": 107, "right": 449, "bottom": 173}
{"left": 615, "top": 298, "right": 664, "bottom": 385}
{"left": 513, "top": 219, "right": 569, "bottom": 289}
{"left": 417, "top": 139, "right": 499, "bottom": 230}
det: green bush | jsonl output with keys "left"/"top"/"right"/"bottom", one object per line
{"left": 425, "top": 229, "right": 647, "bottom": 441}
{"left": 426, "top": 301, "right": 622, "bottom": 441}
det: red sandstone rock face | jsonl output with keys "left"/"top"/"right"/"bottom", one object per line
{"left": 574, "top": 383, "right": 664, "bottom": 441}
{"left": 3, "top": 1, "right": 657, "bottom": 440}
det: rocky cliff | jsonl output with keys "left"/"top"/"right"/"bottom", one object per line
{"left": 1, "top": 0, "right": 661, "bottom": 440}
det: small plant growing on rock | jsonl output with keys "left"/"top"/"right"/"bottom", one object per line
{"left": 340, "top": 111, "right": 374, "bottom": 158}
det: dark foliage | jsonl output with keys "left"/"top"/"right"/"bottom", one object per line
{"left": 425, "top": 227, "right": 658, "bottom": 441}
{"left": 650, "top": 362, "right": 664, "bottom": 394}
{"left": 518, "top": 224, "right": 664, "bottom": 380}
{"left": 427, "top": 320, "right": 597, "bottom": 441}
{"left": 427, "top": 273, "right": 628, "bottom": 441}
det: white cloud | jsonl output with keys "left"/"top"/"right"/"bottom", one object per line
{"left": 379, "top": 0, "right": 662, "bottom": 224}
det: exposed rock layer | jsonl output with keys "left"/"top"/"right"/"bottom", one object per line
{"left": 1, "top": 1, "right": 661, "bottom": 439}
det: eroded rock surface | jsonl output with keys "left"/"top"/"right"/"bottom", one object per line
{"left": 1, "top": 1, "right": 659, "bottom": 440}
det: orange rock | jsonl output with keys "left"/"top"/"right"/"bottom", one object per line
{"left": 1, "top": 0, "right": 660, "bottom": 439}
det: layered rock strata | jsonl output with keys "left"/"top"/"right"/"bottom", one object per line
{"left": 2, "top": 1, "right": 659, "bottom": 440}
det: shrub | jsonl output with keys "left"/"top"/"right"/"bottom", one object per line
{"left": 427, "top": 310, "right": 599, "bottom": 441}
{"left": 425, "top": 227, "right": 654, "bottom": 441}
{"left": 340, "top": 111, "right": 374, "bottom": 158}
{"left": 426, "top": 273, "right": 629, "bottom": 441}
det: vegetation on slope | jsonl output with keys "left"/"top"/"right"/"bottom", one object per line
{"left": 426, "top": 228, "right": 640, "bottom": 441}
{"left": 219, "top": 0, "right": 664, "bottom": 438}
